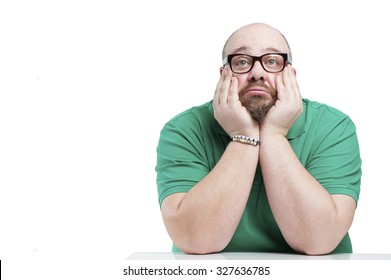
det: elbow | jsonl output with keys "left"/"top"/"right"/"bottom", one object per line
{"left": 175, "top": 237, "right": 227, "bottom": 255}
{"left": 163, "top": 219, "right": 227, "bottom": 254}
{"left": 285, "top": 222, "right": 348, "bottom": 255}
{"left": 179, "top": 246, "right": 219, "bottom": 255}
{"left": 291, "top": 237, "right": 338, "bottom": 256}
{"left": 299, "top": 245, "right": 334, "bottom": 256}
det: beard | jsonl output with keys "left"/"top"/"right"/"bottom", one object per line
{"left": 239, "top": 81, "right": 277, "bottom": 124}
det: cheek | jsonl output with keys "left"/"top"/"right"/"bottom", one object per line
{"left": 265, "top": 74, "right": 277, "bottom": 89}
{"left": 234, "top": 75, "right": 247, "bottom": 90}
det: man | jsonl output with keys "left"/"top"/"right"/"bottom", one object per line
{"left": 155, "top": 23, "right": 362, "bottom": 255}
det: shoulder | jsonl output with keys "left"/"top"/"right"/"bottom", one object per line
{"left": 300, "top": 99, "right": 360, "bottom": 153}
{"left": 163, "top": 101, "right": 215, "bottom": 131}
{"left": 171, "top": 101, "right": 213, "bottom": 120}
{"left": 289, "top": 99, "right": 355, "bottom": 140}
{"left": 303, "top": 98, "right": 350, "bottom": 120}
{"left": 302, "top": 98, "right": 356, "bottom": 131}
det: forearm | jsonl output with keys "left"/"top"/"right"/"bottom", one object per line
{"left": 259, "top": 133, "right": 350, "bottom": 254}
{"left": 162, "top": 142, "right": 258, "bottom": 254}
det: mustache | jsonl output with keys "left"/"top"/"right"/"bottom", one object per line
{"left": 239, "top": 81, "right": 277, "bottom": 99}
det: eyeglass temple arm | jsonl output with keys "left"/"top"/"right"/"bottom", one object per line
{"left": 222, "top": 56, "right": 228, "bottom": 66}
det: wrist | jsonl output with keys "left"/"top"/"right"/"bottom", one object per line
{"left": 229, "top": 128, "right": 259, "bottom": 141}
{"left": 231, "top": 134, "right": 260, "bottom": 146}
{"left": 259, "top": 130, "right": 287, "bottom": 147}
{"left": 260, "top": 125, "right": 288, "bottom": 139}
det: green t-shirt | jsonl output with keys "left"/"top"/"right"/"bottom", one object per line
{"left": 156, "top": 98, "right": 362, "bottom": 253}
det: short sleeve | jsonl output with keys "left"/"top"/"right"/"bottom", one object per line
{"left": 155, "top": 114, "right": 210, "bottom": 206}
{"left": 306, "top": 117, "right": 362, "bottom": 203}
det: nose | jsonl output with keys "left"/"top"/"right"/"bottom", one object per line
{"left": 248, "top": 61, "right": 266, "bottom": 82}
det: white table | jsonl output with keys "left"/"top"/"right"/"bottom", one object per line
{"left": 128, "top": 251, "right": 391, "bottom": 260}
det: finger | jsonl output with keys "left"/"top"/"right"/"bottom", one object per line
{"left": 227, "top": 76, "right": 239, "bottom": 103}
{"left": 219, "top": 66, "right": 232, "bottom": 105}
{"left": 278, "top": 66, "right": 297, "bottom": 102}
{"left": 280, "top": 66, "right": 302, "bottom": 118}
{"left": 285, "top": 65, "right": 301, "bottom": 101}
{"left": 275, "top": 73, "right": 285, "bottom": 100}
{"left": 213, "top": 67, "right": 227, "bottom": 107}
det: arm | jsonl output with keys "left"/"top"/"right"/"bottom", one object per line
{"left": 260, "top": 133, "right": 356, "bottom": 255}
{"left": 161, "top": 67, "right": 259, "bottom": 254}
{"left": 259, "top": 65, "right": 357, "bottom": 255}
{"left": 162, "top": 142, "right": 258, "bottom": 254}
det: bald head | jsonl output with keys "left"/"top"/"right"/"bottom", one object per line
{"left": 222, "top": 23, "right": 292, "bottom": 62}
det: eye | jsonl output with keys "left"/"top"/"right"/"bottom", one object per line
{"left": 238, "top": 59, "right": 249, "bottom": 66}
{"left": 265, "top": 57, "right": 280, "bottom": 66}
{"left": 266, "top": 59, "right": 276, "bottom": 65}
{"left": 231, "top": 55, "right": 253, "bottom": 71}
{"left": 263, "top": 55, "right": 284, "bottom": 69}
{"left": 234, "top": 56, "right": 251, "bottom": 67}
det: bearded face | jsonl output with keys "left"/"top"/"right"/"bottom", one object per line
{"left": 238, "top": 81, "right": 278, "bottom": 124}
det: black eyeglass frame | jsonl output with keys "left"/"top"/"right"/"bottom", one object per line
{"left": 223, "top": 53, "right": 292, "bottom": 74}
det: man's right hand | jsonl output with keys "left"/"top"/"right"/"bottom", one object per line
{"left": 213, "top": 66, "right": 259, "bottom": 139}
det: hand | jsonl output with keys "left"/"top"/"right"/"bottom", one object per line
{"left": 213, "top": 66, "right": 259, "bottom": 138}
{"left": 261, "top": 65, "right": 303, "bottom": 137}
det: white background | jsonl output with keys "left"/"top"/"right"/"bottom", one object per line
{"left": 1, "top": 0, "right": 390, "bottom": 277}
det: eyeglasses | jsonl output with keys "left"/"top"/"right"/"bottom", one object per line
{"left": 223, "top": 53, "right": 291, "bottom": 74}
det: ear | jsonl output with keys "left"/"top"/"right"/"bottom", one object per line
{"left": 219, "top": 67, "right": 224, "bottom": 75}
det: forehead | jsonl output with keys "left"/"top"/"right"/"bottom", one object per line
{"left": 225, "top": 24, "right": 289, "bottom": 55}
